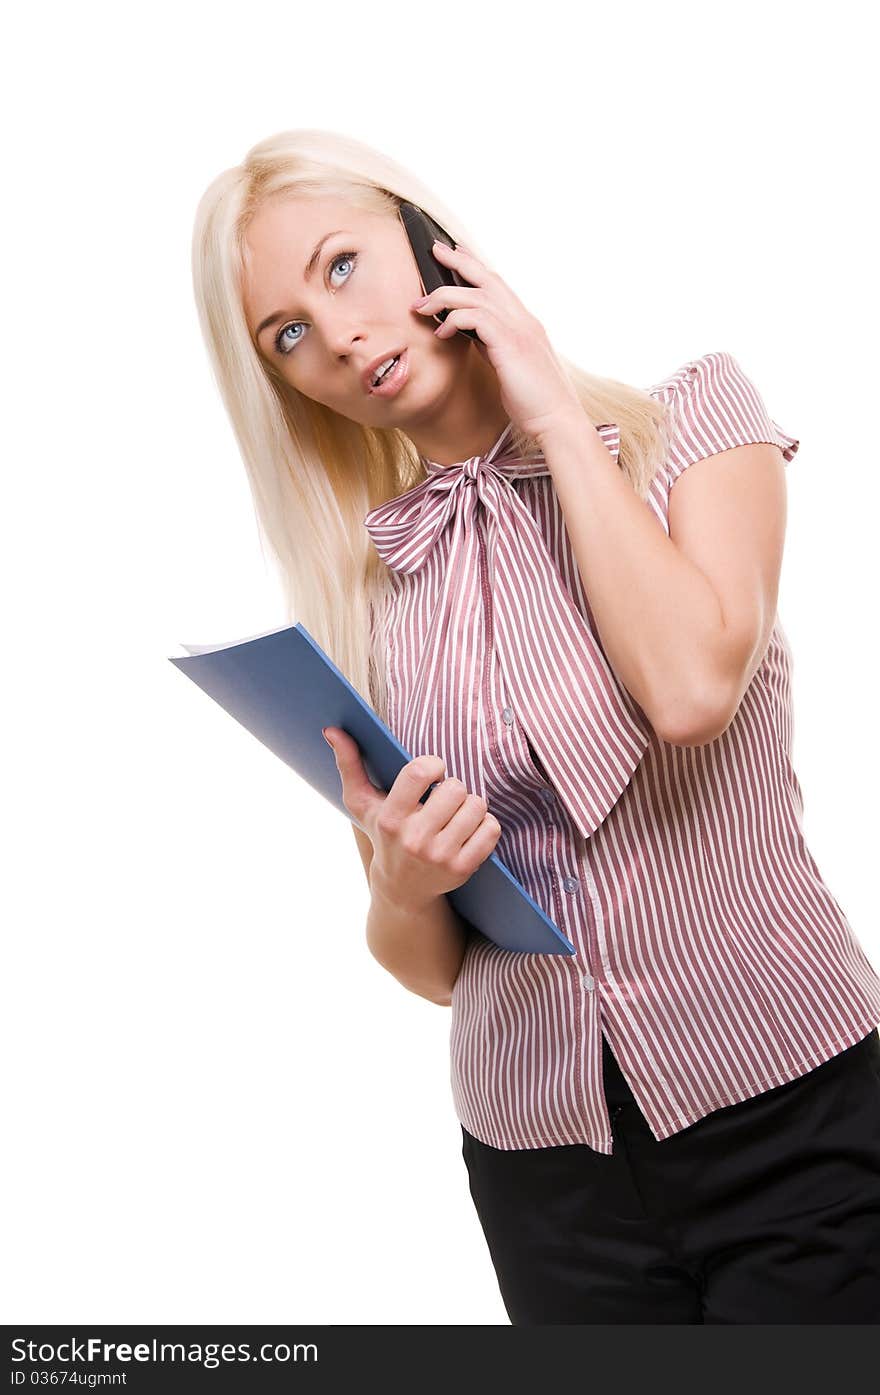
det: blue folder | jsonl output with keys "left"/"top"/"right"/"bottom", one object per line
{"left": 168, "top": 621, "right": 575, "bottom": 955}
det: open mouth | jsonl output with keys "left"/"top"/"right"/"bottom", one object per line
{"left": 369, "top": 349, "right": 408, "bottom": 396}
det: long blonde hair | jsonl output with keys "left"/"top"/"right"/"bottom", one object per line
{"left": 191, "top": 128, "right": 675, "bottom": 724}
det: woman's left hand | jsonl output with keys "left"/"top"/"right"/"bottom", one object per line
{"left": 411, "top": 240, "right": 584, "bottom": 442}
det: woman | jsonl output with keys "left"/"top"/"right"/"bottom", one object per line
{"left": 191, "top": 127, "right": 880, "bottom": 1324}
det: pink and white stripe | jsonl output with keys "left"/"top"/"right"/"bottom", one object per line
{"left": 363, "top": 350, "right": 880, "bottom": 1154}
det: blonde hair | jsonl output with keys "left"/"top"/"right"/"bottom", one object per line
{"left": 191, "top": 127, "right": 675, "bottom": 723}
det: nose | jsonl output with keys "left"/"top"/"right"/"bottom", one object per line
{"left": 325, "top": 320, "right": 366, "bottom": 358}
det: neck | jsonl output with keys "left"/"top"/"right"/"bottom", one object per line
{"left": 403, "top": 343, "right": 510, "bottom": 467}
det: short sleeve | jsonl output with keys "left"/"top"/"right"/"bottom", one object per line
{"left": 663, "top": 350, "right": 800, "bottom": 486}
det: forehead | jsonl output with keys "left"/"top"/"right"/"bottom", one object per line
{"left": 241, "top": 194, "right": 385, "bottom": 321}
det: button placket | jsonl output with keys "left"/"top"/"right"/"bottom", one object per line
{"left": 499, "top": 703, "right": 557, "bottom": 818}
{"left": 501, "top": 698, "right": 594, "bottom": 995}
{"left": 579, "top": 857, "right": 609, "bottom": 997}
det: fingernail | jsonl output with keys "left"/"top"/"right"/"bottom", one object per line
{"left": 322, "top": 728, "right": 333, "bottom": 747}
{"left": 412, "top": 294, "right": 428, "bottom": 307}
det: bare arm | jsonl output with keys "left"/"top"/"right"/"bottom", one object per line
{"left": 328, "top": 731, "right": 494, "bottom": 1008}
{"left": 352, "top": 823, "right": 466, "bottom": 1005}
{"left": 365, "top": 865, "right": 468, "bottom": 1007}
{"left": 352, "top": 824, "right": 374, "bottom": 883}
{"left": 535, "top": 408, "right": 787, "bottom": 745}
{"left": 535, "top": 409, "right": 726, "bottom": 739}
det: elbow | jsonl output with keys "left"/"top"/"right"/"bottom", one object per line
{"left": 653, "top": 684, "right": 734, "bottom": 748}
{"left": 414, "top": 975, "right": 456, "bottom": 1006}
{"left": 413, "top": 984, "right": 453, "bottom": 1006}
{"left": 652, "top": 626, "right": 756, "bottom": 747}
{"left": 369, "top": 953, "right": 454, "bottom": 1006}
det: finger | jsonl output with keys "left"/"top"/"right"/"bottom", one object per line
{"left": 438, "top": 240, "right": 529, "bottom": 320}
{"left": 386, "top": 754, "right": 447, "bottom": 818}
{"left": 431, "top": 238, "right": 491, "bottom": 282}
{"left": 412, "top": 285, "right": 487, "bottom": 315}
{"left": 422, "top": 786, "right": 490, "bottom": 845}
{"left": 433, "top": 306, "right": 497, "bottom": 341}
{"left": 433, "top": 237, "right": 479, "bottom": 261}
{"left": 323, "top": 727, "right": 384, "bottom": 816}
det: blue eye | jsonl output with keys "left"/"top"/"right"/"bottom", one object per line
{"left": 273, "top": 251, "right": 358, "bottom": 355}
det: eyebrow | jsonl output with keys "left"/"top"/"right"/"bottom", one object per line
{"left": 254, "top": 229, "right": 350, "bottom": 342}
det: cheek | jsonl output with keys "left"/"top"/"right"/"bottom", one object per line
{"left": 276, "top": 359, "right": 331, "bottom": 406}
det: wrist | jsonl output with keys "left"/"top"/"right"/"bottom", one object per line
{"left": 531, "top": 401, "right": 589, "bottom": 450}
{"left": 369, "top": 863, "right": 438, "bottom": 917}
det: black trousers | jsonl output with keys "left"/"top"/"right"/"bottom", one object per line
{"left": 460, "top": 1027, "right": 880, "bottom": 1323}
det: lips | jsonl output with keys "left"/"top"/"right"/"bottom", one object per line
{"left": 365, "top": 348, "right": 409, "bottom": 399}
{"left": 362, "top": 348, "right": 406, "bottom": 394}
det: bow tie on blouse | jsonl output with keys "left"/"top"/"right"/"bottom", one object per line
{"left": 362, "top": 422, "right": 652, "bottom": 841}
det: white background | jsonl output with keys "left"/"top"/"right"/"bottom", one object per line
{"left": 4, "top": 0, "right": 877, "bottom": 1326}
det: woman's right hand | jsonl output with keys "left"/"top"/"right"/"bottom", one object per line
{"left": 323, "top": 726, "right": 502, "bottom": 911}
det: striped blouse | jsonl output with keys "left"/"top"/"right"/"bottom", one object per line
{"left": 362, "top": 349, "right": 880, "bottom": 1154}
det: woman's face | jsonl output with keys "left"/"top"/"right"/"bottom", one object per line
{"left": 242, "top": 193, "right": 475, "bottom": 436}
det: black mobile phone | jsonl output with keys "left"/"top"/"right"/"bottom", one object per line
{"left": 397, "top": 200, "right": 480, "bottom": 343}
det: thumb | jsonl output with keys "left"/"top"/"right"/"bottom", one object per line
{"left": 322, "top": 726, "right": 382, "bottom": 819}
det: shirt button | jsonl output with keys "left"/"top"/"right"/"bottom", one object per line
{"left": 539, "top": 788, "right": 555, "bottom": 803}
{"left": 501, "top": 707, "right": 514, "bottom": 725}
{"left": 562, "top": 876, "right": 580, "bottom": 893}
{"left": 581, "top": 973, "right": 595, "bottom": 991}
